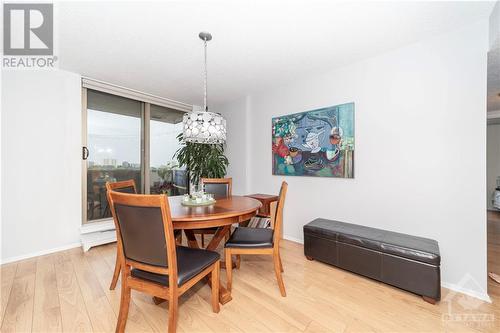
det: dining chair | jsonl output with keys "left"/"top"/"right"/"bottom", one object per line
{"left": 106, "top": 180, "right": 182, "bottom": 291}
{"left": 224, "top": 181, "right": 288, "bottom": 296}
{"left": 193, "top": 177, "right": 232, "bottom": 247}
{"left": 107, "top": 190, "right": 220, "bottom": 333}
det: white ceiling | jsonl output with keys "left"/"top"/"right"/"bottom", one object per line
{"left": 58, "top": 1, "right": 495, "bottom": 106}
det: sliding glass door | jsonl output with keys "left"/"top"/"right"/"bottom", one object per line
{"left": 149, "top": 104, "right": 187, "bottom": 195}
{"left": 85, "top": 90, "right": 143, "bottom": 222}
{"left": 83, "top": 89, "right": 186, "bottom": 224}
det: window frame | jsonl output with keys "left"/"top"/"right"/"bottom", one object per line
{"left": 81, "top": 82, "right": 191, "bottom": 226}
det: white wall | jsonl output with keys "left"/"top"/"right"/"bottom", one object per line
{"left": 1, "top": 69, "right": 82, "bottom": 263}
{"left": 221, "top": 21, "right": 489, "bottom": 299}
{"left": 490, "top": 1, "right": 500, "bottom": 49}
{"left": 215, "top": 96, "right": 251, "bottom": 195}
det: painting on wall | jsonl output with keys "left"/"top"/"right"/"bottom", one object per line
{"left": 272, "top": 102, "right": 354, "bottom": 178}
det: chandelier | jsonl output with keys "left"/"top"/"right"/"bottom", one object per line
{"left": 182, "top": 32, "right": 226, "bottom": 144}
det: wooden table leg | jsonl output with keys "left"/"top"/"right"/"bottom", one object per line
{"left": 184, "top": 226, "right": 235, "bottom": 268}
{"left": 204, "top": 225, "right": 234, "bottom": 303}
{"left": 220, "top": 261, "right": 236, "bottom": 269}
{"left": 208, "top": 276, "right": 232, "bottom": 304}
{"left": 219, "top": 286, "right": 232, "bottom": 304}
{"left": 183, "top": 228, "right": 235, "bottom": 268}
{"left": 204, "top": 225, "right": 236, "bottom": 269}
{"left": 153, "top": 296, "right": 165, "bottom": 305}
{"left": 204, "top": 225, "right": 231, "bottom": 251}
{"left": 183, "top": 230, "right": 200, "bottom": 249}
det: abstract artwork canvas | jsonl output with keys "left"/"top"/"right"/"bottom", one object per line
{"left": 272, "top": 102, "right": 354, "bottom": 178}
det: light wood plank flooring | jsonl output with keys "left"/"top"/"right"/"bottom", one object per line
{"left": 2, "top": 239, "right": 500, "bottom": 332}
{"left": 488, "top": 211, "right": 500, "bottom": 299}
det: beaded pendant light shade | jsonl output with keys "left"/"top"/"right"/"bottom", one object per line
{"left": 182, "top": 32, "right": 226, "bottom": 144}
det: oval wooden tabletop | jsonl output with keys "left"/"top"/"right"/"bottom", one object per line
{"left": 168, "top": 195, "right": 262, "bottom": 223}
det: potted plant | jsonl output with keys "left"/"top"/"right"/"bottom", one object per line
{"left": 156, "top": 161, "right": 179, "bottom": 195}
{"left": 174, "top": 133, "right": 229, "bottom": 193}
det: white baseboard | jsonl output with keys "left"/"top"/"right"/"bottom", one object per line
{"left": 80, "top": 219, "right": 114, "bottom": 234}
{"left": 81, "top": 230, "right": 117, "bottom": 252}
{"left": 283, "top": 234, "right": 303, "bottom": 244}
{"left": 441, "top": 282, "right": 492, "bottom": 303}
{"left": 0, "top": 242, "right": 81, "bottom": 265}
{"left": 283, "top": 234, "right": 492, "bottom": 303}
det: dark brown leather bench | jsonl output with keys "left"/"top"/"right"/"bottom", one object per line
{"left": 303, "top": 218, "right": 441, "bottom": 304}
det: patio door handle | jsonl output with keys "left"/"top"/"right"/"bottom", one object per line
{"left": 82, "top": 146, "right": 89, "bottom": 160}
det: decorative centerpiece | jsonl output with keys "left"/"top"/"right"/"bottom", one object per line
{"left": 181, "top": 191, "right": 216, "bottom": 207}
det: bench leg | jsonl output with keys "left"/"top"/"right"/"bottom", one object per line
{"left": 422, "top": 296, "right": 437, "bottom": 305}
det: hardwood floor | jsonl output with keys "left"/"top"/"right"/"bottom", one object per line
{"left": 488, "top": 211, "right": 500, "bottom": 300}
{"left": 2, "top": 238, "right": 500, "bottom": 332}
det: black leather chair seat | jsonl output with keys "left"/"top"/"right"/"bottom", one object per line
{"left": 304, "top": 219, "right": 440, "bottom": 265}
{"left": 131, "top": 246, "right": 219, "bottom": 286}
{"left": 225, "top": 227, "right": 274, "bottom": 248}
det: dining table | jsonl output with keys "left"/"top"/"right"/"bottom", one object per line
{"left": 154, "top": 195, "right": 262, "bottom": 305}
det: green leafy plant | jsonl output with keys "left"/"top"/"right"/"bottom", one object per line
{"left": 174, "top": 133, "right": 229, "bottom": 187}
